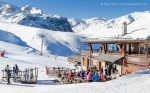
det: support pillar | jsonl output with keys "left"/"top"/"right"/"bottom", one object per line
{"left": 88, "top": 43, "right": 93, "bottom": 68}
{"left": 129, "top": 44, "right": 132, "bottom": 54}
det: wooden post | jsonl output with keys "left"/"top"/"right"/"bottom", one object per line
{"left": 86, "top": 59, "right": 89, "bottom": 70}
{"left": 35, "top": 67, "right": 36, "bottom": 81}
{"left": 106, "top": 44, "right": 108, "bottom": 54}
{"left": 37, "top": 68, "right": 38, "bottom": 80}
{"left": 138, "top": 43, "right": 141, "bottom": 69}
{"left": 124, "top": 43, "right": 126, "bottom": 55}
{"left": 88, "top": 43, "right": 93, "bottom": 53}
{"left": 89, "top": 43, "right": 93, "bottom": 68}
{"left": 146, "top": 44, "right": 149, "bottom": 68}
{"left": 103, "top": 43, "right": 107, "bottom": 54}
{"left": 2, "top": 70, "right": 4, "bottom": 78}
{"left": 98, "top": 62, "right": 101, "bottom": 71}
{"left": 129, "top": 44, "right": 132, "bottom": 54}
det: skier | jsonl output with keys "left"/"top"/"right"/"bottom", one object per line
{"left": 13, "top": 64, "right": 19, "bottom": 81}
{"left": 15, "top": 64, "right": 19, "bottom": 76}
{"left": 5, "top": 65, "right": 11, "bottom": 84}
{"left": 1, "top": 50, "right": 5, "bottom": 57}
{"left": 13, "top": 65, "right": 16, "bottom": 81}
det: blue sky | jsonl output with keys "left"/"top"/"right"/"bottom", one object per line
{"left": 1, "top": 0, "right": 149, "bottom": 19}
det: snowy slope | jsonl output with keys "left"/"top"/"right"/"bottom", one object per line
{"left": 0, "top": 41, "right": 75, "bottom": 79}
{"left": 0, "top": 21, "right": 84, "bottom": 56}
{"left": 0, "top": 2, "right": 72, "bottom": 32}
{"left": 0, "top": 30, "right": 28, "bottom": 46}
{"left": 70, "top": 11, "right": 150, "bottom": 39}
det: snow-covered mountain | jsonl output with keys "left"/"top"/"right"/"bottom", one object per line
{"left": 0, "top": 21, "right": 85, "bottom": 56}
{"left": 68, "top": 17, "right": 107, "bottom": 33}
{"left": 70, "top": 11, "right": 150, "bottom": 39}
{"left": 0, "top": 2, "right": 72, "bottom": 32}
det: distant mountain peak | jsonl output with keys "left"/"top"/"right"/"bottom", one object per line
{"left": 85, "top": 17, "right": 107, "bottom": 22}
{"left": 69, "top": 11, "right": 150, "bottom": 38}
{"left": 0, "top": 3, "right": 20, "bottom": 14}
{"left": 0, "top": 2, "right": 72, "bottom": 32}
{"left": 21, "top": 5, "right": 42, "bottom": 14}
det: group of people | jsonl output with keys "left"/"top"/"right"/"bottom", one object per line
{"left": 61, "top": 64, "right": 118, "bottom": 83}
{"left": 61, "top": 69, "right": 104, "bottom": 83}
{"left": 4, "top": 64, "right": 19, "bottom": 84}
{"left": 77, "top": 64, "right": 118, "bottom": 82}
{"left": 77, "top": 69, "right": 104, "bottom": 82}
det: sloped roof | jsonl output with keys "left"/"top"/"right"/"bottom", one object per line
{"left": 92, "top": 54, "right": 124, "bottom": 63}
{"left": 82, "top": 38, "right": 149, "bottom": 44}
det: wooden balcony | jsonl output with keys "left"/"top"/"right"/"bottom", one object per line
{"left": 81, "top": 50, "right": 148, "bottom": 58}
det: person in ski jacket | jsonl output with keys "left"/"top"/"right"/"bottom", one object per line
{"left": 13, "top": 66, "right": 16, "bottom": 74}
{"left": 100, "top": 72, "right": 104, "bottom": 80}
{"left": 13, "top": 64, "right": 19, "bottom": 81}
{"left": 13, "top": 64, "right": 19, "bottom": 75}
{"left": 86, "top": 71, "right": 92, "bottom": 82}
{"left": 79, "top": 69, "right": 85, "bottom": 79}
{"left": 92, "top": 72, "right": 100, "bottom": 82}
{"left": 13, "top": 65, "right": 16, "bottom": 81}
{"left": 67, "top": 70, "right": 74, "bottom": 83}
{"left": 15, "top": 64, "right": 19, "bottom": 75}
{"left": 1, "top": 51, "right": 5, "bottom": 57}
{"left": 85, "top": 69, "right": 90, "bottom": 77}
{"left": 5, "top": 65, "right": 11, "bottom": 84}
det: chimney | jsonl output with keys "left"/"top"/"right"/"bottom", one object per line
{"left": 122, "top": 21, "right": 127, "bottom": 35}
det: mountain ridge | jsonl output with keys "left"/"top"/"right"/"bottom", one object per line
{"left": 0, "top": 2, "right": 72, "bottom": 32}
{"left": 69, "top": 11, "right": 150, "bottom": 38}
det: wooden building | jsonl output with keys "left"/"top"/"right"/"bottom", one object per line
{"left": 68, "top": 37, "right": 150, "bottom": 75}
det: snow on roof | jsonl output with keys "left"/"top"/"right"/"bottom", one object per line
{"left": 93, "top": 54, "right": 124, "bottom": 63}
{"left": 82, "top": 37, "right": 149, "bottom": 44}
